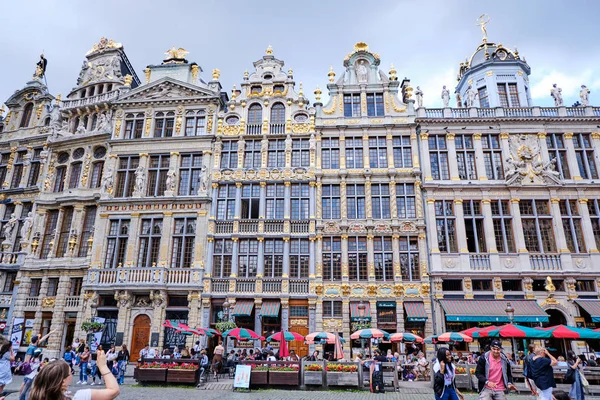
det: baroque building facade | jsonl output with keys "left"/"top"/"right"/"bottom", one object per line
{"left": 0, "top": 32, "right": 598, "bottom": 359}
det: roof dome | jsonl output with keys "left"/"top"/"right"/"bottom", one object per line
{"left": 457, "top": 41, "right": 524, "bottom": 81}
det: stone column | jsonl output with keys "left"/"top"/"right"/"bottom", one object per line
{"left": 91, "top": 213, "right": 108, "bottom": 267}
{"left": 69, "top": 205, "right": 86, "bottom": 257}
{"left": 159, "top": 211, "right": 173, "bottom": 266}
{"left": 417, "top": 231, "right": 428, "bottom": 280}
{"left": 124, "top": 213, "right": 141, "bottom": 267}
{"left": 315, "top": 180, "right": 322, "bottom": 220}
{"left": 364, "top": 179, "right": 372, "bottom": 219}
{"left": 237, "top": 138, "right": 245, "bottom": 169}
{"left": 48, "top": 208, "right": 65, "bottom": 259}
{"left": 281, "top": 299, "right": 289, "bottom": 332}
{"left": 386, "top": 128, "right": 394, "bottom": 167}
{"left": 210, "top": 183, "right": 219, "bottom": 218}
{"left": 391, "top": 234, "right": 401, "bottom": 281}
{"left": 550, "top": 198, "right": 572, "bottom": 269}
{"left": 389, "top": 180, "right": 398, "bottom": 219}
{"left": 200, "top": 298, "right": 211, "bottom": 329}
{"left": 314, "top": 236, "right": 322, "bottom": 278}
{"left": 47, "top": 275, "right": 70, "bottom": 355}
{"left": 366, "top": 234, "right": 375, "bottom": 281}
{"left": 115, "top": 292, "right": 132, "bottom": 347}
{"left": 563, "top": 133, "right": 582, "bottom": 180}
{"left": 341, "top": 234, "right": 349, "bottom": 281}
{"left": 2, "top": 147, "right": 17, "bottom": 189}
{"left": 509, "top": 198, "right": 530, "bottom": 267}
{"left": 231, "top": 238, "right": 239, "bottom": 277}
{"left": 234, "top": 182, "right": 242, "bottom": 218}
{"left": 254, "top": 300, "right": 262, "bottom": 337}
{"left": 257, "top": 238, "right": 265, "bottom": 277}
{"left": 420, "top": 133, "right": 432, "bottom": 181}
{"left": 340, "top": 180, "right": 347, "bottom": 219}
{"left": 591, "top": 132, "right": 600, "bottom": 175}
{"left": 339, "top": 131, "right": 347, "bottom": 170}
{"left": 447, "top": 133, "right": 460, "bottom": 181}
{"left": 410, "top": 131, "right": 420, "bottom": 170}
{"left": 195, "top": 210, "right": 208, "bottom": 269}
{"left": 282, "top": 237, "right": 291, "bottom": 276}
{"left": 538, "top": 132, "right": 550, "bottom": 163}
{"left": 309, "top": 237, "right": 316, "bottom": 276}
{"left": 473, "top": 133, "right": 487, "bottom": 180}
{"left": 578, "top": 199, "right": 599, "bottom": 253}
{"left": 425, "top": 200, "right": 439, "bottom": 253}
{"left": 315, "top": 299, "right": 323, "bottom": 332}
{"left": 259, "top": 182, "right": 266, "bottom": 219}
{"left": 342, "top": 299, "right": 351, "bottom": 354}
{"left": 481, "top": 199, "right": 499, "bottom": 268}
{"left": 261, "top": 137, "right": 269, "bottom": 169}
{"left": 19, "top": 147, "right": 33, "bottom": 188}
{"left": 362, "top": 130, "right": 370, "bottom": 169}
{"left": 309, "top": 182, "right": 316, "bottom": 219}
{"left": 453, "top": 199, "right": 468, "bottom": 253}
{"left": 186, "top": 292, "right": 201, "bottom": 347}
{"left": 283, "top": 182, "right": 291, "bottom": 219}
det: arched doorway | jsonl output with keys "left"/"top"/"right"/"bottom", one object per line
{"left": 544, "top": 308, "right": 568, "bottom": 357}
{"left": 131, "top": 314, "right": 151, "bottom": 360}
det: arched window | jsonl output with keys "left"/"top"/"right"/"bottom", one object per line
{"left": 20, "top": 103, "right": 34, "bottom": 128}
{"left": 247, "top": 104, "right": 262, "bottom": 134}
{"left": 91, "top": 114, "right": 98, "bottom": 131}
{"left": 270, "top": 103, "right": 286, "bottom": 134}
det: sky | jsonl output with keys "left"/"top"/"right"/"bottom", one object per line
{"left": 1, "top": 0, "right": 599, "bottom": 110}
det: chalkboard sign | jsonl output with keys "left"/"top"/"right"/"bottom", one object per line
{"left": 233, "top": 365, "right": 251, "bottom": 389}
{"left": 115, "top": 332, "right": 123, "bottom": 346}
{"left": 151, "top": 333, "right": 159, "bottom": 347}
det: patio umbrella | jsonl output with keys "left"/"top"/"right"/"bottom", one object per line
{"left": 162, "top": 320, "right": 191, "bottom": 335}
{"left": 540, "top": 325, "right": 600, "bottom": 340}
{"left": 222, "top": 327, "right": 264, "bottom": 341}
{"left": 333, "top": 332, "right": 345, "bottom": 361}
{"left": 266, "top": 331, "right": 305, "bottom": 342}
{"left": 389, "top": 332, "right": 424, "bottom": 343}
{"left": 176, "top": 323, "right": 206, "bottom": 336}
{"left": 305, "top": 331, "right": 346, "bottom": 344}
{"left": 460, "top": 326, "right": 499, "bottom": 337}
{"left": 203, "top": 328, "right": 222, "bottom": 336}
{"left": 278, "top": 331, "right": 290, "bottom": 358}
{"left": 350, "top": 328, "right": 390, "bottom": 340}
{"left": 473, "top": 324, "right": 552, "bottom": 339}
{"left": 425, "top": 332, "right": 473, "bottom": 344}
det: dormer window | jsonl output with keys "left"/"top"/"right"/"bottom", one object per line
{"left": 273, "top": 85, "right": 284, "bottom": 94}
{"left": 478, "top": 87, "right": 490, "bottom": 108}
{"left": 20, "top": 103, "right": 34, "bottom": 128}
{"left": 263, "top": 74, "right": 273, "bottom": 80}
{"left": 344, "top": 94, "right": 361, "bottom": 117}
{"left": 497, "top": 83, "right": 520, "bottom": 108}
{"left": 366, "top": 93, "right": 384, "bottom": 117}
{"left": 251, "top": 86, "right": 262, "bottom": 94}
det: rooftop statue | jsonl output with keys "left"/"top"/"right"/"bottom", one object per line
{"left": 441, "top": 86, "right": 450, "bottom": 107}
{"left": 550, "top": 84, "right": 563, "bottom": 106}
{"left": 580, "top": 85, "right": 590, "bottom": 106}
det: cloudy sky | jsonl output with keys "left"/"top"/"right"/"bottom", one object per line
{"left": 1, "top": 0, "right": 599, "bottom": 109}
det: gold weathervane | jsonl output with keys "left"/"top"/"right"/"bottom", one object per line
{"left": 476, "top": 14, "right": 491, "bottom": 41}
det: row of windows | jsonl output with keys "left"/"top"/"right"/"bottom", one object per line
{"left": 123, "top": 110, "right": 207, "bottom": 139}
{"left": 343, "top": 93, "right": 385, "bottom": 117}
{"left": 442, "top": 278, "right": 596, "bottom": 293}
{"left": 0, "top": 149, "right": 43, "bottom": 189}
{"left": 27, "top": 277, "right": 83, "bottom": 297}
{"left": 478, "top": 83, "right": 520, "bottom": 108}
{"left": 0, "top": 202, "right": 34, "bottom": 252}
{"left": 429, "top": 133, "right": 598, "bottom": 181}
{"left": 39, "top": 206, "right": 97, "bottom": 259}
{"left": 435, "top": 199, "right": 600, "bottom": 254}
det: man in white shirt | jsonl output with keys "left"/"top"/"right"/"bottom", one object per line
{"left": 139, "top": 344, "right": 150, "bottom": 361}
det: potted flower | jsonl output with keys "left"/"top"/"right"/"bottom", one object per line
{"left": 325, "top": 363, "right": 359, "bottom": 386}
{"left": 81, "top": 321, "right": 105, "bottom": 333}
{"left": 453, "top": 366, "right": 470, "bottom": 389}
{"left": 268, "top": 365, "right": 300, "bottom": 386}
{"left": 250, "top": 364, "right": 269, "bottom": 385}
{"left": 135, "top": 361, "right": 167, "bottom": 383}
{"left": 304, "top": 363, "right": 324, "bottom": 386}
{"left": 166, "top": 362, "right": 199, "bottom": 384}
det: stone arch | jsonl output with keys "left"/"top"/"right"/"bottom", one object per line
{"left": 542, "top": 303, "right": 574, "bottom": 326}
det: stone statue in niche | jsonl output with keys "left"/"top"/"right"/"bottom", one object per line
{"left": 356, "top": 60, "right": 369, "bottom": 83}
{"left": 101, "top": 168, "right": 114, "bottom": 195}
{"left": 95, "top": 112, "right": 111, "bottom": 133}
{"left": 76, "top": 118, "right": 87, "bottom": 135}
{"left": 134, "top": 165, "right": 146, "bottom": 194}
{"left": 165, "top": 168, "right": 176, "bottom": 193}
{"left": 20, "top": 212, "right": 33, "bottom": 242}
{"left": 77, "top": 60, "right": 89, "bottom": 85}
{"left": 199, "top": 165, "right": 208, "bottom": 193}
{"left": 550, "top": 84, "right": 563, "bottom": 106}
{"left": 441, "top": 86, "right": 450, "bottom": 107}
{"left": 2, "top": 214, "right": 17, "bottom": 243}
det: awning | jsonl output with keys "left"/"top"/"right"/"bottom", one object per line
{"left": 439, "top": 299, "right": 549, "bottom": 323}
{"left": 405, "top": 302, "right": 428, "bottom": 322}
{"left": 260, "top": 301, "right": 281, "bottom": 318}
{"left": 231, "top": 300, "right": 254, "bottom": 317}
{"left": 576, "top": 300, "right": 600, "bottom": 323}
{"left": 350, "top": 302, "right": 371, "bottom": 321}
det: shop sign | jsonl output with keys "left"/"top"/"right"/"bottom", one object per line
{"left": 376, "top": 301, "right": 396, "bottom": 308}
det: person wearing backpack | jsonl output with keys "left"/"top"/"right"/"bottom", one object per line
{"left": 63, "top": 346, "right": 76, "bottom": 374}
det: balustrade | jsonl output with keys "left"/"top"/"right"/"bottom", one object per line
{"left": 264, "top": 220, "right": 284, "bottom": 233}
{"left": 530, "top": 254, "right": 562, "bottom": 271}
{"left": 246, "top": 124, "right": 262, "bottom": 135}
{"left": 469, "top": 254, "right": 491, "bottom": 270}
{"left": 215, "top": 221, "right": 234, "bottom": 234}
{"left": 289, "top": 279, "right": 309, "bottom": 294}
{"left": 477, "top": 108, "right": 495, "bottom": 118}
{"left": 262, "top": 279, "right": 282, "bottom": 293}
{"left": 269, "top": 123, "right": 286, "bottom": 134}
{"left": 566, "top": 107, "right": 586, "bottom": 117}
{"left": 425, "top": 109, "right": 444, "bottom": 118}
{"left": 418, "top": 106, "right": 596, "bottom": 119}
{"left": 25, "top": 297, "right": 39, "bottom": 308}
{"left": 239, "top": 220, "right": 259, "bottom": 233}
{"left": 211, "top": 279, "right": 229, "bottom": 293}
{"left": 61, "top": 90, "right": 119, "bottom": 109}
{"left": 65, "top": 296, "right": 80, "bottom": 308}
{"left": 86, "top": 267, "right": 197, "bottom": 287}
{"left": 290, "top": 220, "right": 309, "bottom": 234}
{"left": 236, "top": 279, "right": 256, "bottom": 293}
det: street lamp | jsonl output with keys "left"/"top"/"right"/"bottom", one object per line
{"left": 505, "top": 302, "right": 517, "bottom": 357}
{"left": 88, "top": 301, "right": 98, "bottom": 350}
{"left": 357, "top": 301, "right": 367, "bottom": 356}
{"left": 222, "top": 301, "right": 230, "bottom": 322}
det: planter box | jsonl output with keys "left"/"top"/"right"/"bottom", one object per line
{"left": 454, "top": 374, "right": 471, "bottom": 390}
{"left": 167, "top": 369, "right": 198, "bottom": 383}
{"left": 135, "top": 368, "right": 167, "bottom": 383}
{"left": 269, "top": 370, "right": 299, "bottom": 386}
{"left": 471, "top": 375, "right": 479, "bottom": 391}
{"left": 304, "top": 371, "right": 324, "bottom": 385}
{"left": 250, "top": 370, "right": 268, "bottom": 385}
{"left": 327, "top": 372, "right": 359, "bottom": 386}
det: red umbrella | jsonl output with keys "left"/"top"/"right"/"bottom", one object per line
{"left": 389, "top": 332, "right": 424, "bottom": 343}
{"left": 473, "top": 324, "right": 551, "bottom": 339}
{"left": 177, "top": 323, "right": 206, "bottom": 336}
{"left": 539, "top": 325, "right": 600, "bottom": 339}
{"left": 266, "top": 331, "right": 305, "bottom": 342}
{"left": 279, "top": 331, "right": 290, "bottom": 358}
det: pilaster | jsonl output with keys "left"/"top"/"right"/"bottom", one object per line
{"left": 578, "top": 199, "right": 599, "bottom": 253}
{"left": 563, "top": 133, "right": 582, "bottom": 180}
{"left": 420, "top": 133, "right": 432, "bottom": 180}
{"left": 473, "top": 134, "right": 487, "bottom": 180}
{"left": 446, "top": 133, "right": 460, "bottom": 181}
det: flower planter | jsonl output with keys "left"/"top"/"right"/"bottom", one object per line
{"left": 269, "top": 370, "right": 299, "bottom": 386}
{"left": 304, "top": 371, "right": 324, "bottom": 385}
{"left": 327, "top": 372, "right": 359, "bottom": 386}
{"left": 471, "top": 375, "right": 479, "bottom": 391}
{"left": 167, "top": 368, "right": 198, "bottom": 383}
{"left": 454, "top": 374, "right": 471, "bottom": 390}
{"left": 135, "top": 368, "right": 167, "bottom": 383}
{"left": 250, "top": 370, "right": 268, "bottom": 385}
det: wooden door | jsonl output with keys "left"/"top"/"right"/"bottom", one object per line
{"left": 131, "top": 315, "right": 151, "bottom": 360}
{"left": 289, "top": 326, "right": 309, "bottom": 358}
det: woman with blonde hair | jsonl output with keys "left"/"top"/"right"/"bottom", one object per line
{"left": 29, "top": 350, "right": 119, "bottom": 400}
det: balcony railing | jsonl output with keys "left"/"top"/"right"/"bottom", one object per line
{"left": 215, "top": 221, "right": 234, "bottom": 234}
{"left": 289, "top": 279, "right": 309, "bottom": 294}
{"left": 264, "top": 220, "right": 284, "bottom": 233}
{"left": 269, "top": 123, "right": 286, "bottom": 134}
{"left": 239, "top": 220, "right": 259, "bottom": 233}
{"left": 262, "top": 279, "right": 282, "bottom": 294}
{"left": 540, "top": 107, "right": 558, "bottom": 117}
{"left": 290, "top": 221, "right": 309, "bottom": 234}
{"left": 477, "top": 108, "right": 496, "bottom": 118}
{"left": 504, "top": 108, "right": 533, "bottom": 117}
{"left": 567, "top": 107, "right": 586, "bottom": 117}
{"left": 451, "top": 109, "right": 469, "bottom": 118}
{"left": 470, "top": 254, "right": 491, "bottom": 270}
{"left": 0, "top": 252, "right": 22, "bottom": 266}
{"left": 61, "top": 90, "right": 120, "bottom": 109}
{"left": 211, "top": 279, "right": 229, "bottom": 293}
{"left": 418, "top": 105, "right": 597, "bottom": 119}
{"left": 530, "top": 254, "right": 562, "bottom": 271}
{"left": 236, "top": 279, "right": 256, "bottom": 293}
{"left": 25, "top": 297, "right": 39, "bottom": 308}
{"left": 65, "top": 296, "right": 80, "bottom": 308}
{"left": 246, "top": 124, "right": 262, "bottom": 135}
{"left": 86, "top": 267, "right": 199, "bottom": 287}
{"left": 425, "top": 109, "right": 444, "bottom": 118}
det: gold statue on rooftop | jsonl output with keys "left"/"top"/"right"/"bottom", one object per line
{"left": 164, "top": 46, "right": 189, "bottom": 63}
{"left": 476, "top": 14, "right": 491, "bottom": 41}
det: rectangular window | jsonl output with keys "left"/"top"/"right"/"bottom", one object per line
{"left": 216, "top": 184, "right": 236, "bottom": 220}
{"left": 435, "top": 200, "right": 457, "bottom": 253}
{"left": 455, "top": 134, "right": 477, "bottom": 180}
{"left": 147, "top": 155, "right": 170, "bottom": 196}
{"left": 508, "top": 83, "right": 520, "bottom": 107}
{"left": 27, "top": 149, "right": 42, "bottom": 187}
{"left": 373, "top": 237, "right": 393, "bottom": 281}
{"left": 478, "top": 86, "right": 489, "bottom": 108}
{"left": 321, "top": 138, "right": 340, "bottom": 169}
{"left": 520, "top": 200, "right": 556, "bottom": 253}
{"left": 560, "top": 200, "right": 586, "bottom": 253}
{"left": 243, "top": 140, "right": 262, "bottom": 169}
{"left": 491, "top": 200, "right": 515, "bottom": 253}
{"left": 588, "top": 199, "right": 600, "bottom": 249}
{"left": 53, "top": 166, "right": 66, "bottom": 192}
{"left": 502, "top": 279, "right": 522, "bottom": 292}
{"left": 290, "top": 239, "right": 309, "bottom": 278}
{"left": 291, "top": 139, "right": 310, "bottom": 167}
{"left": 369, "top": 137, "right": 388, "bottom": 168}
{"left": 343, "top": 94, "right": 361, "bottom": 117}
{"left": 124, "top": 114, "right": 144, "bottom": 139}
{"left": 138, "top": 218, "right": 163, "bottom": 268}
{"left": 396, "top": 183, "right": 416, "bottom": 218}
{"left": 348, "top": 236, "right": 367, "bottom": 281}
{"left": 212, "top": 239, "right": 233, "bottom": 277}
{"left": 90, "top": 161, "right": 104, "bottom": 189}
{"left": 40, "top": 210, "right": 59, "bottom": 259}
{"left": 0, "top": 153, "right": 9, "bottom": 186}
{"left": 366, "top": 93, "right": 384, "bottom": 116}
{"left": 346, "top": 184, "right": 365, "bottom": 219}
{"left": 68, "top": 162, "right": 82, "bottom": 189}
{"left": 264, "top": 239, "right": 284, "bottom": 278}
{"left": 115, "top": 156, "right": 139, "bottom": 197}
{"left": 291, "top": 183, "right": 310, "bottom": 219}
{"left": 104, "top": 219, "right": 130, "bottom": 268}
{"left": 322, "top": 237, "right": 341, "bottom": 281}
{"left": 265, "top": 183, "right": 285, "bottom": 219}
{"left": 10, "top": 151, "right": 26, "bottom": 189}
{"left": 184, "top": 111, "right": 206, "bottom": 136}
{"left": 497, "top": 84, "right": 509, "bottom": 108}
{"left": 393, "top": 136, "right": 412, "bottom": 168}
{"left": 241, "top": 184, "right": 260, "bottom": 219}
{"left": 3, "top": 272, "right": 16, "bottom": 293}
{"left": 267, "top": 139, "right": 286, "bottom": 168}
{"left": 546, "top": 134, "right": 570, "bottom": 179}
{"left": 69, "top": 278, "right": 83, "bottom": 296}
{"left": 322, "top": 184, "right": 340, "bottom": 219}
{"left": 29, "top": 278, "right": 42, "bottom": 297}
{"left": 171, "top": 217, "right": 196, "bottom": 268}
{"left": 442, "top": 279, "right": 462, "bottom": 291}
{"left": 178, "top": 153, "right": 203, "bottom": 196}
{"left": 238, "top": 239, "right": 258, "bottom": 277}
{"left": 463, "top": 200, "right": 486, "bottom": 252}
{"left": 573, "top": 133, "right": 598, "bottom": 179}
{"left": 472, "top": 279, "right": 492, "bottom": 291}
{"left": 371, "top": 183, "right": 390, "bottom": 219}
{"left": 220, "top": 141, "right": 238, "bottom": 169}
{"left": 55, "top": 207, "right": 74, "bottom": 258}
{"left": 576, "top": 280, "right": 595, "bottom": 292}
{"left": 429, "top": 135, "right": 450, "bottom": 180}
{"left": 322, "top": 300, "right": 342, "bottom": 318}
{"left": 399, "top": 236, "right": 419, "bottom": 281}
{"left": 345, "top": 138, "right": 364, "bottom": 169}
{"left": 47, "top": 277, "right": 59, "bottom": 297}
{"left": 481, "top": 134, "right": 504, "bottom": 180}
